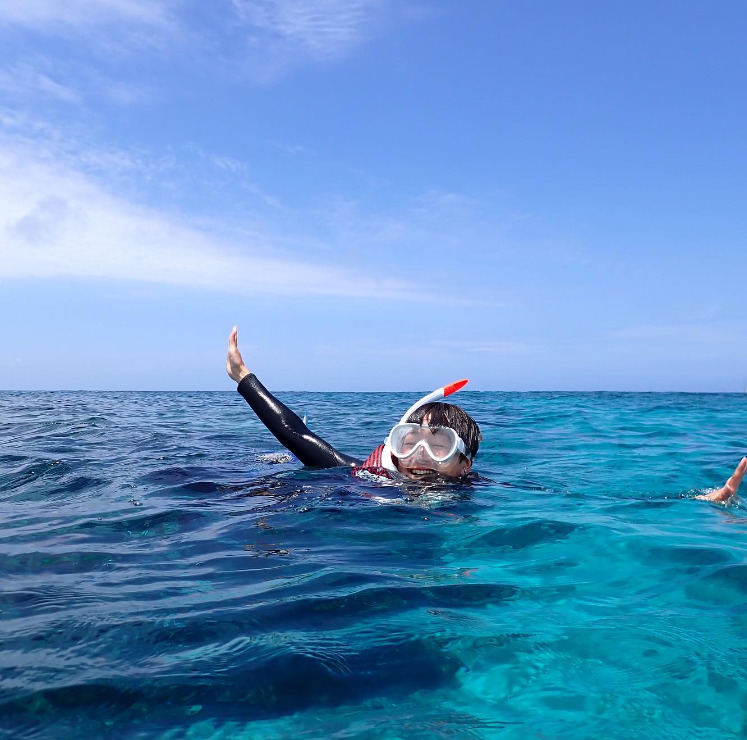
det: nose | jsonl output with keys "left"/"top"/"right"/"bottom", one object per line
{"left": 412, "top": 443, "right": 432, "bottom": 465}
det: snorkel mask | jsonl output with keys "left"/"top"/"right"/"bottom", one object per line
{"left": 381, "top": 380, "right": 470, "bottom": 474}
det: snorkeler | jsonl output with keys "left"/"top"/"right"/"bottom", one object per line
{"left": 226, "top": 326, "right": 746, "bottom": 500}
{"left": 225, "top": 326, "right": 480, "bottom": 482}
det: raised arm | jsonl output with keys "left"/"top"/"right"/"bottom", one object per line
{"left": 227, "top": 327, "right": 361, "bottom": 468}
{"left": 695, "top": 457, "right": 747, "bottom": 503}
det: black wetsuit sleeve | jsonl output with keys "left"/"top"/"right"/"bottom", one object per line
{"left": 237, "top": 373, "right": 362, "bottom": 468}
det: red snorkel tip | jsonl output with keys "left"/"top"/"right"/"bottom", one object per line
{"left": 443, "top": 379, "right": 469, "bottom": 397}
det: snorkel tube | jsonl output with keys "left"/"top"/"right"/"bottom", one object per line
{"left": 395, "top": 379, "right": 469, "bottom": 425}
{"left": 380, "top": 379, "right": 469, "bottom": 475}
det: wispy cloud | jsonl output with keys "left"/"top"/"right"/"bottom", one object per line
{"left": 0, "top": 0, "right": 174, "bottom": 35}
{"left": 413, "top": 189, "right": 480, "bottom": 214}
{"left": 268, "top": 139, "right": 314, "bottom": 157}
{"left": 0, "top": 2, "right": 180, "bottom": 106}
{"left": 0, "top": 0, "right": 394, "bottom": 64}
{"left": 0, "top": 0, "right": 412, "bottom": 92}
{"left": 184, "top": 146, "right": 283, "bottom": 210}
{"left": 0, "top": 62, "right": 81, "bottom": 103}
{"left": 232, "top": 0, "right": 385, "bottom": 60}
{"left": 606, "top": 320, "right": 747, "bottom": 366}
{"left": 0, "top": 133, "right": 423, "bottom": 300}
{"left": 0, "top": 57, "right": 156, "bottom": 109}
{"left": 429, "top": 340, "right": 531, "bottom": 355}
{"left": 609, "top": 321, "right": 744, "bottom": 344}
{"left": 0, "top": 95, "right": 510, "bottom": 309}
{"left": 314, "top": 338, "right": 530, "bottom": 360}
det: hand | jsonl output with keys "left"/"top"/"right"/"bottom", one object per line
{"left": 696, "top": 457, "right": 747, "bottom": 503}
{"left": 226, "top": 325, "right": 250, "bottom": 383}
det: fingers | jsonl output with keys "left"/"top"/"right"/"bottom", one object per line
{"left": 229, "top": 325, "right": 238, "bottom": 347}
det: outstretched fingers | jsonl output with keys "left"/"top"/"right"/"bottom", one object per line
{"left": 226, "top": 325, "right": 249, "bottom": 382}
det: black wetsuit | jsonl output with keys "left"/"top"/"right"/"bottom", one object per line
{"left": 238, "top": 374, "right": 362, "bottom": 468}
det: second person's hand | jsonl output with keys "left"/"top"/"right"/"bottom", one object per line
{"left": 696, "top": 457, "right": 747, "bottom": 503}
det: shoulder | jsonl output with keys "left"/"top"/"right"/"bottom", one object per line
{"left": 360, "top": 443, "right": 385, "bottom": 469}
{"left": 353, "top": 444, "right": 392, "bottom": 480}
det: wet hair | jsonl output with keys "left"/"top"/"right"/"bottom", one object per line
{"left": 406, "top": 402, "right": 481, "bottom": 459}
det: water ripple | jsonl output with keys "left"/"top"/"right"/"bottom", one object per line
{"left": 1, "top": 390, "right": 747, "bottom": 739}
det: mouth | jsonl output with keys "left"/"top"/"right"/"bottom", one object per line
{"left": 404, "top": 467, "right": 437, "bottom": 478}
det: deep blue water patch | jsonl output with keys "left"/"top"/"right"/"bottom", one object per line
{"left": 1, "top": 390, "right": 747, "bottom": 739}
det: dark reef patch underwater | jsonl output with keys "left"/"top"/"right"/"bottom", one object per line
{"left": 1, "top": 390, "right": 747, "bottom": 739}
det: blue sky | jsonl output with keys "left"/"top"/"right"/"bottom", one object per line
{"left": 0, "top": 0, "right": 745, "bottom": 391}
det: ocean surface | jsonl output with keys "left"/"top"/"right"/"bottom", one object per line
{"left": 1, "top": 390, "right": 747, "bottom": 739}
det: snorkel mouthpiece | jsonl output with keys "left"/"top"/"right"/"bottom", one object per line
{"left": 397, "top": 379, "right": 469, "bottom": 424}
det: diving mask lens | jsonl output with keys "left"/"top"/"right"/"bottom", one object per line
{"left": 389, "top": 424, "right": 466, "bottom": 463}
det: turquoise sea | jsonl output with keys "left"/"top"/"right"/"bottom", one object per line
{"left": 1, "top": 390, "right": 746, "bottom": 739}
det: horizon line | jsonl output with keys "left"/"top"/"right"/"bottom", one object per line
{"left": 1, "top": 388, "right": 745, "bottom": 395}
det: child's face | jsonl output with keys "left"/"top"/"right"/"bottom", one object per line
{"left": 392, "top": 412, "right": 472, "bottom": 480}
